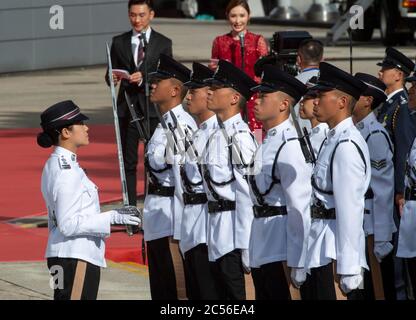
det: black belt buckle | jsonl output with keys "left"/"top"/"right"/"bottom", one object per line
{"left": 208, "top": 200, "right": 236, "bottom": 213}
{"left": 183, "top": 192, "right": 208, "bottom": 205}
{"left": 253, "top": 205, "right": 287, "bottom": 218}
{"left": 148, "top": 183, "right": 175, "bottom": 197}
{"left": 311, "top": 204, "right": 336, "bottom": 220}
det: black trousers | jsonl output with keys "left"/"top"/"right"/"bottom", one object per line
{"left": 47, "top": 257, "right": 100, "bottom": 300}
{"left": 407, "top": 257, "right": 416, "bottom": 295}
{"left": 363, "top": 247, "right": 396, "bottom": 300}
{"left": 147, "top": 237, "right": 178, "bottom": 300}
{"left": 119, "top": 116, "right": 159, "bottom": 206}
{"left": 183, "top": 244, "right": 221, "bottom": 300}
{"left": 251, "top": 261, "right": 290, "bottom": 300}
{"left": 209, "top": 249, "right": 246, "bottom": 300}
{"left": 308, "top": 263, "right": 365, "bottom": 300}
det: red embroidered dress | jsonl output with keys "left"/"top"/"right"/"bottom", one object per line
{"left": 211, "top": 31, "right": 269, "bottom": 131}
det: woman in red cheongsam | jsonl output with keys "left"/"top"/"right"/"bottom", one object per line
{"left": 209, "top": 0, "right": 269, "bottom": 132}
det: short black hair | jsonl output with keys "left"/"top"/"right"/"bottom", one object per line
{"left": 128, "top": 0, "right": 154, "bottom": 10}
{"left": 298, "top": 39, "right": 324, "bottom": 66}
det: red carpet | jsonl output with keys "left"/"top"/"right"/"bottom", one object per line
{"left": 0, "top": 125, "right": 146, "bottom": 264}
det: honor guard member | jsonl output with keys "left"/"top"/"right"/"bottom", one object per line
{"left": 397, "top": 73, "right": 416, "bottom": 297}
{"left": 144, "top": 54, "right": 197, "bottom": 300}
{"left": 305, "top": 62, "right": 371, "bottom": 300}
{"left": 299, "top": 76, "right": 329, "bottom": 158}
{"left": 179, "top": 62, "right": 220, "bottom": 300}
{"left": 38, "top": 101, "right": 141, "bottom": 300}
{"left": 249, "top": 66, "right": 312, "bottom": 300}
{"left": 377, "top": 47, "right": 416, "bottom": 213}
{"left": 202, "top": 60, "right": 257, "bottom": 300}
{"left": 353, "top": 73, "right": 396, "bottom": 300}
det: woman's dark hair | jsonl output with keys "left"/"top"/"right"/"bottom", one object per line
{"left": 225, "top": 0, "right": 250, "bottom": 17}
{"left": 37, "top": 125, "right": 73, "bottom": 148}
{"left": 128, "top": 0, "right": 154, "bottom": 10}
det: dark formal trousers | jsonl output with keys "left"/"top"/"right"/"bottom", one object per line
{"left": 47, "top": 257, "right": 100, "bottom": 300}
{"left": 147, "top": 236, "right": 178, "bottom": 300}
{"left": 183, "top": 244, "right": 220, "bottom": 300}
{"left": 209, "top": 249, "right": 246, "bottom": 300}
{"left": 308, "top": 263, "right": 365, "bottom": 300}
{"left": 251, "top": 261, "right": 290, "bottom": 300}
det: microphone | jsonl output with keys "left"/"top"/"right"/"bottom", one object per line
{"left": 239, "top": 32, "right": 245, "bottom": 71}
{"left": 239, "top": 31, "right": 245, "bottom": 48}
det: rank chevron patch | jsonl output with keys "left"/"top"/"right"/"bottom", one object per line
{"left": 371, "top": 159, "right": 387, "bottom": 170}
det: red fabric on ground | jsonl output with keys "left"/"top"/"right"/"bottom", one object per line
{"left": 0, "top": 125, "right": 145, "bottom": 264}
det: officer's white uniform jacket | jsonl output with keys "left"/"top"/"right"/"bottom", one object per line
{"left": 42, "top": 147, "right": 111, "bottom": 268}
{"left": 179, "top": 115, "right": 217, "bottom": 255}
{"left": 355, "top": 112, "right": 396, "bottom": 241}
{"left": 397, "top": 138, "right": 416, "bottom": 258}
{"left": 306, "top": 118, "right": 371, "bottom": 275}
{"left": 310, "top": 123, "right": 329, "bottom": 159}
{"left": 143, "top": 104, "right": 197, "bottom": 242}
{"left": 202, "top": 113, "right": 257, "bottom": 262}
{"left": 248, "top": 119, "right": 312, "bottom": 268}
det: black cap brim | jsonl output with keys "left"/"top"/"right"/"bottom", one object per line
{"left": 406, "top": 75, "right": 416, "bottom": 82}
{"left": 149, "top": 71, "right": 171, "bottom": 81}
{"left": 310, "top": 83, "right": 334, "bottom": 92}
{"left": 250, "top": 83, "right": 278, "bottom": 93}
{"left": 183, "top": 80, "right": 207, "bottom": 89}
{"left": 204, "top": 78, "right": 227, "bottom": 86}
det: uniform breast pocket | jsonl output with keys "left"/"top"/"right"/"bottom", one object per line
{"left": 81, "top": 179, "right": 99, "bottom": 209}
{"left": 313, "top": 159, "right": 331, "bottom": 191}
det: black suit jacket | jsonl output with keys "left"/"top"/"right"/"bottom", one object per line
{"left": 105, "top": 29, "right": 173, "bottom": 119}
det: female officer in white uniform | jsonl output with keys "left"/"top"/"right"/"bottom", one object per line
{"left": 37, "top": 100, "right": 141, "bottom": 300}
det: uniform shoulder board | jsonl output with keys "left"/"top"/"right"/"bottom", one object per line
{"left": 282, "top": 126, "right": 296, "bottom": 141}
{"left": 58, "top": 156, "right": 71, "bottom": 170}
{"left": 338, "top": 128, "right": 351, "bottom": 141}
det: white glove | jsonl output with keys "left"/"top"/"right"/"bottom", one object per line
{"left": 340, "top": 274, "right": 363, "bottom": 294}
{"left": 290, "top": 268, "right": 307, "bottom": 289}
{"left": 110, "top": 207, "right": 141, "bottom": 226}
{"left": 373, "top": 241, "right": 393, "bottom": 263}
{"left": 241, "top": 249, "right": 251, "bottom": 274}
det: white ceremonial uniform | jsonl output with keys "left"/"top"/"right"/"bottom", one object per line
{"left": 168, "top": 105, "right": 198, "bottom": 241}
{"left": 143, "top": 104, "right": 197, "bottom": 242}
{"left": 202, "top": 113, "right": 257, "bottom": 262}
{"left": 42, "top": 147, "right": 111, "bottom": 268}
{"left": 179, "top": 115, "right": 217, "bottom": 255}
{"left": 355, "top": 112, "right": 396, "bottom": 241}
{"left": 310, "top": 123, "right": 329, "bottom": 159}
{"left": 397, "top": 138, "right": 416, "bottom": 258}
{"left": 248, "top": 119, "right": 312, "bottom": 268}
{"left": 306, "top": 118, "right": 371, "bottom": 275}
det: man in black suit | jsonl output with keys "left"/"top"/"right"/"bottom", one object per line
{"left": 106, "top": 0, "right": 173, "bottom": 206}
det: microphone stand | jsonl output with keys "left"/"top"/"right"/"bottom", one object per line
{"left": 140, "top": 32, "right": 150, "bottom": 265}
{"left": 239, "top": 33, "right": 248, "bottom": 123}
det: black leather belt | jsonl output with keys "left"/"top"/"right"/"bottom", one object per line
{"left": 405, "top": 186, "right": 416, "bottom": 201}
{"left": 253, "top": 205, "right": 287, "bottom": 218}
{"left": 148, "top": 183, "right": 175, "bottom": 197}
{"left": 183, "top": 192, "right": 208, "bottom": 205}
{"left": 365, "top": 188, "right": 374, "bottom": 200}
{"left": 208, "top": 200, "right": 236, "bottom": 214}
{"left": 311, "top": 205, "right": 336, "bottom": 220}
